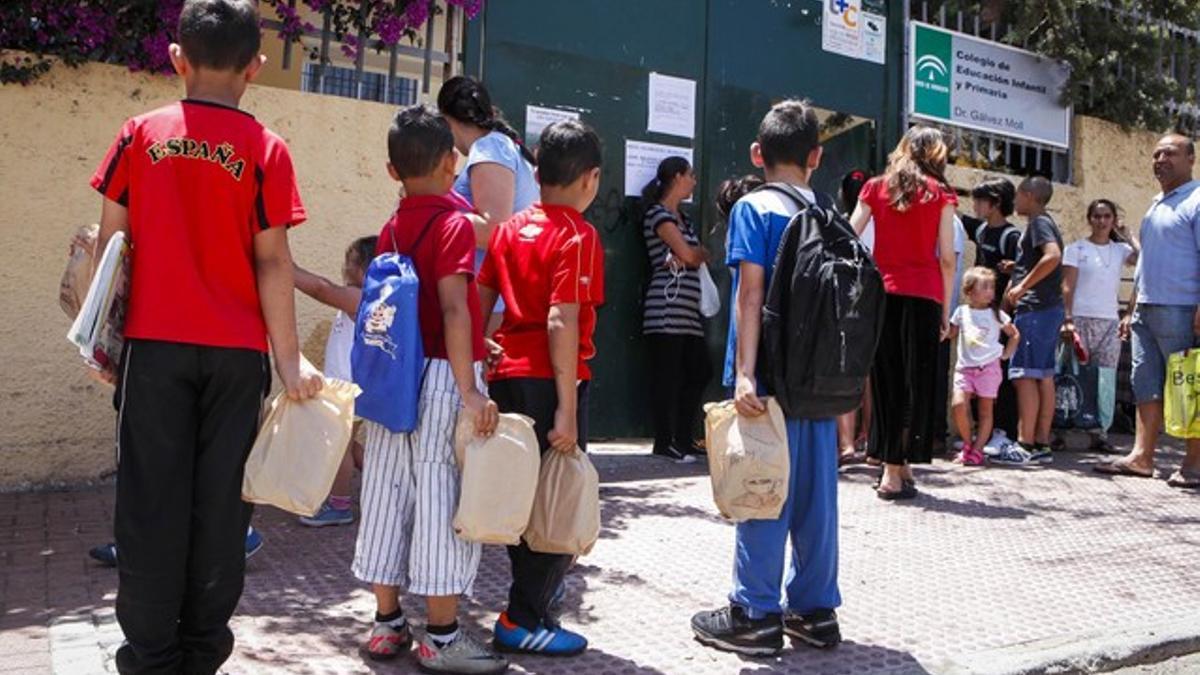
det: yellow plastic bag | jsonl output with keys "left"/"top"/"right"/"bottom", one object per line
{"left": 524, "top": 447, "right": 600, "bottom": 556}
{"left": 60, "top": 224, "right": 99, "bottom": 319}
{"left": 452, "top": 412, "right": 541, "bottom": 545}
{"left": 1164, "top": 349, "right": 1200, "bottom": 439}
{"left": 704, "top": 398, "right": 790, "bottom": 522}
{"left": 242, "top": 379, "right": 360, "bottom": 516}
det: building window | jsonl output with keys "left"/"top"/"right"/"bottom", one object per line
{"left": 301, "top": 62, "right": 418, "bottom": 106}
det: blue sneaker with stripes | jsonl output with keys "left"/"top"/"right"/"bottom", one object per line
{"left": 493, "top": 612, "right": 587, "bottom": 656}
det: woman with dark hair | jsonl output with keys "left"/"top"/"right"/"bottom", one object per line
{"left": 642, "top": 157, "right": 709, "bottom": 462}
{"left": 1058, "top": 198, "right": 1139, "bottom": 451}
{"left": 850, "top": 126, "right": 958, "bottom": 500}
{"left": 436, "top": 76, "right": 538, "bottom": 240}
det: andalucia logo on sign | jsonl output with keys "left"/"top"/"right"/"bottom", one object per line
{"left": 907, "top": 21, "right": 1072, "bottom": 148}
{"left": 912, "top": 23, "right": 952, "bottom": 119}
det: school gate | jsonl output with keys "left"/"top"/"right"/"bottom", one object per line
{"left": 465, "top": 0, "right": 904, "bottom": 438}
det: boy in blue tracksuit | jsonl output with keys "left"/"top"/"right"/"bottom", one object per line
{"left": 691, "top": 99, "right": 841, "bottom": 656}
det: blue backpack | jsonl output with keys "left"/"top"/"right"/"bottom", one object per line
{"left": 351, "top": 211, "right": 446, "bottom": 433}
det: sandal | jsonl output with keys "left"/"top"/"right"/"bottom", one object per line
{"left": 1094, "top": 459, "right": 1154, "bottom": 478}
{"left": 876, "top": 482, "right": 918, "bottom": 501}
{"left": 1088, "top": 437, "right": 1116, "bottom": 453}
{"left": 1166, "top": 470, "right": 1200, "bottom": 489}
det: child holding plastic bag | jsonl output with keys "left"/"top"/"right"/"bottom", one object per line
{"left": 349, "top": 105, "right": 504, "bottom": 673}
{"left": 478, "top": 120, "right": 605, "bottom": 657}
{"left": 292, "top": 235, "right": 377, "bottom": 527}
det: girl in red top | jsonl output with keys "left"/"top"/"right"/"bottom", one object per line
{"left": 850, "top": 126, "right": 958, "bottom": 500}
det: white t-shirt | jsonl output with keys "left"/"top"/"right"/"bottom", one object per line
{"left": 1062, "top": 240, "right": 1135, "bottom": 320}
{"left": 324, "top": 310, "right": 355, "bottom": 382}
{"left": 951, "top": 305, "right": 1011, "bottom": 368}
{"left": 860, "top": 217, "right": 876, "bottom": 253}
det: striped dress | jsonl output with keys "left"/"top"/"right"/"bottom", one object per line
{"left": 643, "top": 204, "right": 704, "bottom": 337}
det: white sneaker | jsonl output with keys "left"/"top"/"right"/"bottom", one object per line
{"left": 416, "top": 632, "right": 507, "bottom": 674}
{"left": 989, "top": 441, "right": 1033, "bottom": 466}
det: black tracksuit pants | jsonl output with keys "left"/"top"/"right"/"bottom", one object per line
{"left": 489, "top": 378, "right": 590, "bottom": 631}
{"left": 113, "top": 340, "right": 269, "bottom": 675}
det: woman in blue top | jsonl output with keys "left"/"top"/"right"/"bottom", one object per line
{"left": 438, "top": 77, "right": 537, "bottom": 329}
{"left": 437, "top": 76, "right": 539, "bottom": 240}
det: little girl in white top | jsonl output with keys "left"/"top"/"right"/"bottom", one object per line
{"left": 948, "top": 267, "right": 1021, "bottom": 466}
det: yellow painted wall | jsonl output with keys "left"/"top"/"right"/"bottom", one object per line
{"left": 0, "top": 59, "right": 400, "bottom": 489}
{"left": 0, "top": 58, "right": 1176, "bottom": 489}
{"left": 947, "top": 116, "right": 1164, "bottom": 243}
{"left": 255, "top": 3, "right": 455, "bottom": 100}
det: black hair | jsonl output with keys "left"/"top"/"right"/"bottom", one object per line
{"left": 1086, "top": 198, "right": 1125, "bottom": 241}
{"left": 971, "top": 178, "right": 1016, "bottom": 217}
{"left": 177, "top": 0, "right": 261, "bottom": 71}
{"left": 839, "top": 169, "right": 870, "bottom": 215}
{"left": 756, "top": 99, "right": 820, "bottom": 169}
{"left": 347, "top": 235, "right": 379, "bottom": 268}
{"left": 536, "top": 120, "right": 602, "bottom": 188}
{"left": 1162, "top": 133, "right": 1196, "bottom": 157}
{"left": 715, "top": 174, "right": 765, "bottom": 220}
{"left": 387, "top": 104, "right": 454, "bottom": 179}
{"left": 436, "top": 76, "right": 537, "bottom": 166}
{"left": 1018, "top": 175, "right": 1053, "bottom": 206}
{"left": 640, "top": 156, "right": 691, "bottom": 212}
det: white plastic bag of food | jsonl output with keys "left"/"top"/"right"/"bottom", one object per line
{"left": 704, "top": 398, "right": 790, "bottom": 521}
{"left": 453, "top": 412, "right": 541, "bottom": 544}
{"left": 524, "top": 447, "right": 601, "bottom": 556}
{"left": 242, "top": 379, "right": 360, "bottom": 517}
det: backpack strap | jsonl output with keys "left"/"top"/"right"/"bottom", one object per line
{"left": 756, "top": 182, "right": 838, "bottom": 220}
{"left": 390, "top": 209, "right": 452, "bottom": 256}
{"left": 1001, "top": 225, "right": 1021, "bottom": 258}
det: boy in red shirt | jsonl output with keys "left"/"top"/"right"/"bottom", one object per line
{"left": 479, "top": 120, "right": 605, "bottom": 656}
{"left": 88, "top": 2, "right": 322, "bottom": 672}
{"left": 351, "top": 105, "right": 506, "bottom": 675}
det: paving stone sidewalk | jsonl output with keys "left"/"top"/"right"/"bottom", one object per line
{"left": 2, "top": 437, "right": 1199, "bottom": 674}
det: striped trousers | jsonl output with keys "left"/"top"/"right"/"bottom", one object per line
{"left": 352, "top": 359, "right": 483, "bottom": 596}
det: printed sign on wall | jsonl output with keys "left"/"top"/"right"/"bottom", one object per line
{"left": 822, "top": 0, "right": 887, "bottom": 65}
{"left": 909, "top": 21, "right": 1071, "bottom": 148}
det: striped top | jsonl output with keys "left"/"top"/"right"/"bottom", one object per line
{"left": 643, "top": 204, "right": 704, "bottom": 337}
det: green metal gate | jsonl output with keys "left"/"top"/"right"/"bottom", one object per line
{"left": 466, "top": 0, "right": 902, "bottom": 438}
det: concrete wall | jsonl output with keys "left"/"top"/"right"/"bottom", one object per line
{"left": 0, "top": 59, "right": 400, "bottom": 489}
{"left": 0, "top": 59, "right": 1174, "bottom": 489}
{"left": 947, "top": 115, "right": 1164, "bottom": 243}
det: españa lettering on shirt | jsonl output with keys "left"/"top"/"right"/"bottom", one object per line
{"left": 145, "top": 137, "right": 247, "bottom": 180}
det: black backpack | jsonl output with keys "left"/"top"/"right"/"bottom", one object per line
{"left": 758, "top": 183, "right": 886, "bottom": 419}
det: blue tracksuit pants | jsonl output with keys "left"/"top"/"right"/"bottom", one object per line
{"left": 728, "top": 417, "right": 841, "bottom": 616}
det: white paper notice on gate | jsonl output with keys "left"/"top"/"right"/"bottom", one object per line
{"left": 525, "top": 105, "right": 580, "bottom": 147}
{"left": 624, "top": 140, "right": 693, "bottom": 197}
{"left": 647, "top": 72, "right": 696, "bottom": 139}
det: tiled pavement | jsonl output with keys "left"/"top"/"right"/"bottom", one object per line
{"left": 2, "top": 436, "right": 1199, "bottom": 674}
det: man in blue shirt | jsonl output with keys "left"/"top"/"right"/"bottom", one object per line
{"left": 1097, "top": 134, "right": 1200, "bottom": 487}
{"left": 691, "top": 100, "right": 841, "bottom": 656}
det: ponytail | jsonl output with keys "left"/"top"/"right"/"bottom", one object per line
{"left": 640, "top": 156, "right": 691, "bottom": 218}
{"left": 437, "top": 75, "right": 537, "bottom": 166}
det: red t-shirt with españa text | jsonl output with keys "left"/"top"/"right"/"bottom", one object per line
{"left": 90, "top": 99, "right": 306, "bottom": 352}
{"left": 478, "top": 203, "right": 605, "bottom": 381}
